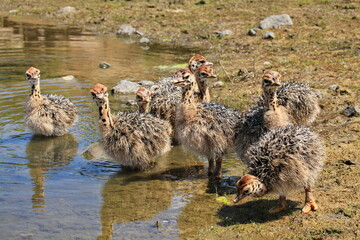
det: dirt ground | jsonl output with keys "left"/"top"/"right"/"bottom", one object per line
{"left": 1, "top": 0, "right": 359, "bottom": 239}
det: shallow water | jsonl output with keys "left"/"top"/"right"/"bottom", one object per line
{"left": 0, "top": 16, "right": 244, "bottom": 239}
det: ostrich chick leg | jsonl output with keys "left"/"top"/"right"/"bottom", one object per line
{"left": 269, "top": 195, "right": 287, "bottom": 213}
{"left": 302, "top": 187, "right": 318, "bottom": 214}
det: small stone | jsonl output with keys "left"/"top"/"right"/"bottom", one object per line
{"left": 62, "top": 75, "right": 75, "bottom": 81}
{"left": 9, "top": 9, "right": 19, "bottom": 14}
{"left": 214, "top": 29, "right": 234, "bottom": 38}
{"left": 116, "top": 24, "right": 143, "bottom": 36}
{"left": 327, "top": 85, "right": 339, "bottom": 91}
{"left": 248, "top": 28, "right": 258, "bottom": 36}
{"left": 263, "top": 61, "right": 272, "bottom": 67}
{"left": 99, "top": 62, "right": 111, "bottom": 69}
{"left": 259, "top": 14, "right": 293, "bottom": 29}
{"left": 111, "top": 80, "right": 141, "bottom": 94}
{"left": 58, "top": 6, "right": 76, "bottom": 14}
{"left": 342, "top": 106, "right": 360, "bottom": 117}
{"left": 213, "top": 81, "right": 224, "bottom": 88}
{"left": 263, "top": 31, "right": 275, "bottom": 39}
{"left": 195, "top": 0, "right": 206, "bottom": 5}
{"left": 139, "top": 37, "right": 150, "bottom": 44}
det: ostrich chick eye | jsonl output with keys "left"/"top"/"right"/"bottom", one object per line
{"left": 263, "top": 79, "right": 272, "bottom": 84}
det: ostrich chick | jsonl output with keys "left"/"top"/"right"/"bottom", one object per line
{"left": 193, "top": 65, "right": 216, "bottom": 103}
{"left": 234, "top": 125, "right": 325, "bottom": 214}
{"left": 258, "top": 73, "right": 320, "bottom": 125}
{"left": 25, "top": 67, "right": 77, "bottom": 136}
{"left": 188, "top": 54, "right": 213, "bottom": 102}
{"left": 235, "top": 70, "right": 290, "bottom": 163}
{"left": 261, "top": 70, "right": 291, "bottom": 129}
{"left": 173, "top": 68, "right": 241, "bottom": 178}
{"left": 91, "top": 83, "right": 172, "bottom": 170}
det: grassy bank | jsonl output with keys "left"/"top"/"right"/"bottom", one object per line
{"left": 1, "top": 0, "right": 359, "bottom": 239}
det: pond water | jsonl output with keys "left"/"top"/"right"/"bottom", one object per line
{"left": 0, "top": 16, "right": 244, "bottom": 239}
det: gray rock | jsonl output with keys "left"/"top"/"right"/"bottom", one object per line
{"left": 111, "top": 80, "right": 140, "bottom": 94}
{"left": 215, "top": 29, "right": 234, "bottom": 38}
{"left": 327, "top": 85, "right": 339, "bottom": 91}
{"left": 99, "top": 62, "right": 111, "bottom": 69}
{"left": 58, "top": 6, "right": 76, "bottom": 14}
{"left": 62, "top": 75, "right": 75, "bottom": 81}
{"left": 248, "top": 28, "right": 259, "bottom": 36}
{"left": 263, "top": 61, "right": 272, "bottom": 67}
{"left": 139, "top": 37, "right": 150, "bottom": 44}
{"left": 342, "top": 106, "right": 360, "bottom": 117}
{"left": 263, "top": 31, "right": 275, "bottom": 39}
{"left": 116, "top": 24, "right": 143, "bottom": 36}
{"left": 9, "top": 9, "right": 19, "bottom": 14}
{"left": 213, "top": 81, "right": 224, "bottom": 88}
{"left": 138, "top": 80, "right": 155, "bottom": 87}
{"left": 259, "top": 14, "right": 293, "bottom": 29}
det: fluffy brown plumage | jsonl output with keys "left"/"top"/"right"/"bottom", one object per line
{"left": 234, "top": 125, "right": 325, "bottom": 214}
{"left": 25, "top": 67, "right": 77, "bottom": 137}
{"left": 235, "top": 71, "right": 290, "bottom": 163}
{"left": 174, "top": 68, "right": 241, "bottom": 178}
{"left": 91, "top": 83, "right": 172, "bottom": 170}
{"left": 258, "top": 73, "right": 320, "bottom": 125}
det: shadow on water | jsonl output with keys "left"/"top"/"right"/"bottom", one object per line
{"left": 218, "top": 199, "right": 300, "bottom": 226}
{"left": 25, "top": 134, "right": 78, "bottom": 210}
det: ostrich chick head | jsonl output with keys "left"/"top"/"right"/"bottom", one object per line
{"left": 136, "top": 87, "right": 152, "bottom": 104}
{"left": 172, "top": 68, "right": 196, "bottom": 88}
{"left": 188, "top": 54, "right": 213, "bottom": 73}
{"left": 195, "top": 65, "right": 217, "bottom": 84}
{"left": 233, "top": 175, "right": 267, "bottom": 203}
{"left": 262, "top": 70, "right": 282, "bottom": 89}
{"left": 26, "top": 67, "right": 40, "bottom": 84}
{"left": 90, "top": 83, "right": 108, "bottom": 105}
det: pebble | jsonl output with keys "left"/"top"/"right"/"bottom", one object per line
{"left": 259, "top": 14, "right": 293, "bottom": 29}
{"left": 58, "top": 6, "right": 76, "bottom": 14}
{"left": 342, "top": 106, "right": 360, "bottom": 117}
{"left": 139, "top": 37, "right": 150, "bottom": 44}
{"left": 213, "top": 81, "right": 224, "bottom": 88}
{"left": 263, "top": 32, "right": 275, "bottom": 39}
{"left": 62, "top": 75, "right": 75, "bottom": 81}
{"left": 116, "top": 24, "right": 143, "bottom": 36}
{"left": 214, "top": 29, "right": 234, "bottom": 38}
{"left": 248, "top": 28, "right": 258, "bottom": 36}
{"left": 99, "top": 62, "right": 111, "bottom": 69}
{"left": 327, "top": 85, "right": 339, "bottom": 91}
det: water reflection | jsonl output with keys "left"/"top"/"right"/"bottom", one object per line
{"left": 98, "top": 172, "right": 173, "bottom": 240}
{"left": 25, "top": 134, "right": 78, "bottom": 210}
{"left": 97, "top": 146, "right": 206, "bottom": 240}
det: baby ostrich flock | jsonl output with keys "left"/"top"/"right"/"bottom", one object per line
{"left": 24, "top": 54, "right": 325, "bottom": 214}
